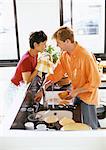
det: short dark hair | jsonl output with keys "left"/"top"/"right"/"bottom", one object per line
{"left": 29, "top": 31, "right": 47, "bottom": 49}
{"left": 53, "top": 26, "right": 74, "bottom": 43}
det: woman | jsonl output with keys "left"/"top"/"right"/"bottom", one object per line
{"left": 5, "top": 31, "right": 47, "bottom": 113}
{"left": 11, "top": 31, "right": 47, "bottom": 86}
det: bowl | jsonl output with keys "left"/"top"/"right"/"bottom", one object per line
{"left": 28, "top": 113, "right": 42, "bottom": 122}
{"left": 24, "top": 122, "right": 34, "bottom": 130}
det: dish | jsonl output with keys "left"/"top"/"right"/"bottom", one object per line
{"left": 44, "top": 115, "right": 58, "bottom": 123}
{"left": 61, "top": 123, "right": 92, "bottom": 131}
{"left": 58, "top": 91, "right": 69, "bottom": 99}
{"left": 59, "top": 117, "right": 75, "bottom": 126}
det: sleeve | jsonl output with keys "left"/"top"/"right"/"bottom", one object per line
{"left": 82, "top": 55, "right": 101, "bottom": 91}
{"left": 21, "top": 59, "right": 32, "bottom": 72}
{"left": 46, "top": 59, "right": 65, "bottom": 83}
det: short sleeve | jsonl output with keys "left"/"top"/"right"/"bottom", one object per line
{"left": 21, "top": 59, "right": 32, "bottom": 72}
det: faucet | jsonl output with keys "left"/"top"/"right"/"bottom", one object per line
{"left": 42, "top": 87, "right": 48, "bottom": 109}
{"left": 51, "top": 83, "right": 55, "bottom": 109}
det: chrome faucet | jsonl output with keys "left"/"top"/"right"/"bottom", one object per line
{"left": 51, "top": 83, "right": 55, "bottom": 109}
{"left": 42, "top": 87, "right": 48, "bottom": 109}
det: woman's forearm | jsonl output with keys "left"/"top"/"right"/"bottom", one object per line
{"left": 27, "top": 69, "right": 38, "bottom": 84}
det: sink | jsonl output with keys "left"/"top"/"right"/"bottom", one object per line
{"left": 36, "top": 110, "right": 73, "bottom": 120}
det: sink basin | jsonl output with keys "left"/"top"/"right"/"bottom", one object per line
{"left": 36, "top": 110, "right": 73, "bottom": 120}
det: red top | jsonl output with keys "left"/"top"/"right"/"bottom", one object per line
{"left": 11, "top": 51, "right": 38, "bottom": 86}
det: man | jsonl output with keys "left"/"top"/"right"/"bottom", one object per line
{"left": 35, "top": 26, "right": 101, "bottom": 129}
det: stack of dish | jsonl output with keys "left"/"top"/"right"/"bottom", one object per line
{"left": 59, "top": 117, "right": 92, "bottom": 131}
{"left": 61, "top": 123, "right": 92, "bottom": 131}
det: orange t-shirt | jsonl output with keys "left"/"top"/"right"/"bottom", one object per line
{"left": 47, "top": 44, "right": 101, "bottom": 105}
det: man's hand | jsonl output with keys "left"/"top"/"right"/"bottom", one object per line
{"left": 71, "top": 90, "right": 78, "bottom": 98}
{"left": 34, "top": 89, "right": 43, "bottom": 102}
{"left": 63, "top": 89, "right": 79, "bottom": 100}
{"left": 71, "top": 88, "right": 86, "bottom": 98}
{"left": 64, "top": 90, "right": 73, "bottom": 100}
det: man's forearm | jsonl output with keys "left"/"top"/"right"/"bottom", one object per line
{"left": 72, "top": 87, "right": 90, "bottom": 97}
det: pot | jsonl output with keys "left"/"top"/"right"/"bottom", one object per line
{"left": 97, "top": 104, "right": 106, "bottom": 119}
{"left": 27, "top": 113, "right": 42, "bottom": 122}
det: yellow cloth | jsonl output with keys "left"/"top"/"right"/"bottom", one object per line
{"left": 36, "top": 52, "right": 54, "bottom": 74}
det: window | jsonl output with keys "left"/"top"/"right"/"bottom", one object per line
{"left": 0, "top": 0, "right": 20, "bottom": 66}
{"left": 61, "top": 0, "right": 105, "bottom": 57}
{"left": 0, "top": 0, "right": 60, "bottom": 66}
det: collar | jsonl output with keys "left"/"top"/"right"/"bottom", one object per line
{"left": 70, "top": 42, "right": 79, "bottom": 56}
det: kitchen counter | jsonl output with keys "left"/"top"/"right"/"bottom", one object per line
{"left": 0, "top": 83, "right": 106, "bottom": 150}
{"left": 0, "top": 129, "right": 106, "bottom": 150}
